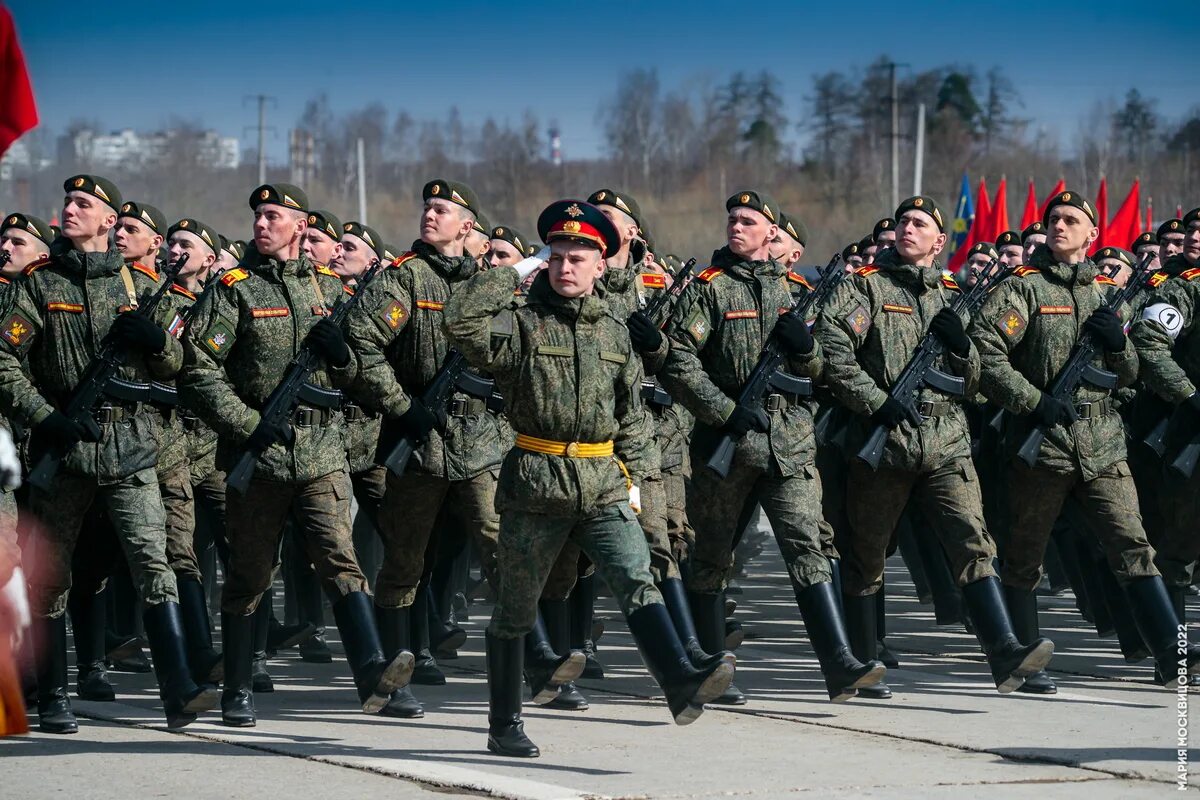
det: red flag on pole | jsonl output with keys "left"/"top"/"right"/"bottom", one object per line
{"left": 1020, "top": 179, "right": 1038, "bottom": 229}
{"left": 1040, "top": 179, "right": 1066, "bottom": 216}
{"left": 0, "top": 6, "right": 38, "bottom": 159}
{"left": 1106, "top": 179, "right": 1141, "bottom": 251}
{"left": 948, "top": 178, "right": 991, "bottom": 273}
{"left": 990, "top": 178, "right": 1009, "bottom": 240}
{"left": 1179, "top": 205, "right": 1185, "bottom": 219}
{"left": 1090, "top": 177, "right": 1108, "bottom": 254}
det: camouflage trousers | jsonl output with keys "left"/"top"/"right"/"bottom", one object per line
{"left": 687, "top": 454, "right": 831, "bottom": 595}
{"left": 27, "top": 467, "right": 176, "bottom": 618}
{"left": 374, "top": 469, "right": 499, "bottom": 609}
{"left": 161, "top": 462, "right": 200, "bottom": 581}
{"left": 663, "top": 464, "right": 694, "bottom": 565}
{"left": 845, "top": 457, "right": 997, "bottom": 597}
{"left": 221, "top": 469, "right": 367, "bottom": 616}
{"left": 1003, "top": 460, "right": 1158, "bottom": 592}
{"left": 489, "top": 502, "right": 662, "bottom": 640}
{"left": 0, "top": 488, "right": 16, "bottom": 556}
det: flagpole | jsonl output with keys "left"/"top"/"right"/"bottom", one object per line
{"left": 912, "top": 103, "right": 926, "bottom": 196}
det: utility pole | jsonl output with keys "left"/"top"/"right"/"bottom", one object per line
{"left": 243, "top": 95, "right": 276, "bottom": 184}
{"left": 889, "top": 61, "right": 899, "bottom": 209}
{"left": 913, "top": 103, "right": 926, "bottom": 196}
{"left": 356, "top": 138, "right": 367, "bottom": 225}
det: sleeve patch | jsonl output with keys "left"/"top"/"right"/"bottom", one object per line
{"left": 1038, "top": 305, "right": 1073, "bottom": 315}
{"left": 1, "top": 313, "right": 33, "bottom": 347}
{"left": 46, "top": 302, "right": 84, "bottom": 313}
{"left": 381, "top": 300, "right": 408, "bottom": 330}
{"left": 844, "top": 304, "right": 871, "bottom": 335}
{"left": 723, "top": 309, "right": 759, "bottom": 320}
{"left": 249, "top": 307, "right": 290, "bottom": 319}
{"left": 1142, "top": 302, "right": 1185, "bottom": 339}
{"left": 882, "top": 303, "right": 912, "bottom": 314}
{"left": 998, "top": 307, "right": 1027, "bottom": 337}
{"left": 684, "top": 308, "right": 710, "bottom": 344}
{"left": 201, "top": 318, "right": 235, "bottom": 355}
{"left": 415, "top": 300, "right": 444, "bottom": 311}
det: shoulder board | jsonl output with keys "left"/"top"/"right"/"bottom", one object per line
{"left": 1182, "top": 267, "right": 1200, "bottom": 281}
{"left": 854, "top": 266, "right": 879, "bottom": 277}
{"left": 170, "top": 283, "right": 197, "bottom": 300}
{"left": 22, "top": 255, "right": 50, "bottom": 276}
{"left": 343, "top": 285, "right": 355, "bottom": 296}
{"left": 1148, "top": 271, "right": 1169, "bottom": 288}
{"left": 1013, "top": 266, "right": 1040, "bottom": 277}
{"left": 697, "top": 267, "right": 724, "bottom": 282}
{"left": 640, "top": 272, "right": 666, "bottom": 289}
{"left": 786, "top": 271, "right": 813, "bottom": 289}
{"left": 0, "top": 276, "right": 10, "bottom": 285}
{"left": 390, "top": 251, "right": 418, "bottom": 268}
{"left": 315, "top": 264, "right": 338, "bottom": 278}
{"left": 1094, "top": 275, "right": 1117, "bottom": 286}
{"left": 220, "top": 268, "right": 251, "bottom": 286}
{"left": 130, "top": 261, "right": 158, "bottom": 281}
{"left": 941, "top": 275, "right": 962, "bottom": 291}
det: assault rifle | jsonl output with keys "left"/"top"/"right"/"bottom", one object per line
{"left": 641, "top": 258, "right": 699, "bottom": 326}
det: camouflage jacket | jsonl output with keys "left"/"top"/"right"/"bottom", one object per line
{"left": 180, "top": 250, "right": 354, "bottom": 483}
{"left": 343, "top": 240, "right": 505, "bottom": 481}
{"left": 969, "top": 245, "right": 1138, "bottom": 477}
{"left": 1129, "top": 254, "right": 1200, "bottom": 405}
{"left": 659, "top": 246, "right": 823, "bottom": 476}
{"left": 444, "top": 267, "right": 656, "bottom": 516}
{"left": 0, "top": 244, "right": 181, "bottom": 482}
{"left": 813, "top": 247, "right": 978, "bottom": 472}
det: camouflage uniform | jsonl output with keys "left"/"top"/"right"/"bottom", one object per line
{"left": 969, "top": 246, "right": 1156, "bottom": 591}
{"left": 0, "top": 246, "right": 182, "bottom": 617}
{"left": 813, "top": 247, "right": 997, "bottom": 596}
{"left": 659, "top": 247, "right": 831, "bottom": 595}
{"left": 443, "top": 267, "right": 660, "bottom": 639}
{"left": 180, "top": 250, "right": 367, "bottom": 616}
{"left": 343, "top": 241, "right": 503, "bottom": 608}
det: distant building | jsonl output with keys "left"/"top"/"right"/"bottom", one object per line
{"left": 61, "top": 128, "right": 240, "bottom": 170}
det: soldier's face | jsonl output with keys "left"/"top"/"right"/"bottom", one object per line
{"left": 895, "top": 211, "right": 947, "bottom": 263}
{"left": 599, "top": 206, "right": 638, "bottom": 249}
{"left": 421, "top": 199, "right": 472, "bottom": 247}
{"left": 877, "top": 230, "right": 896, "bottom": 247}
{"left": 768, "top": 231, "right": 802, "bottom": 266}
{"left": 1161, "top": 232, "right": 1186, "bottom": 259}
{"left": 1097, "top": 258, "right": 1131, "bottom": 287}
{"left": 466, "top": 229, "right": 491, "bottom": 261}
{"left": 1184, "top": 222, "right": 1200, "bottom": 265}
{"left": 1023, "top": 234, "right": 1045, "bottom": 262}
{"left": 998, "top": 245, "right": 1023, "bottom": 268}
{"left": 862, "top": 244, "right": 878, "bottom": 262}
{"left": 302, "top": 229, "right": 341, "bottom": 268}
{"left": 167, "top": 231, "right": 216, "bottom": 279}
{"left": 966, "top": 253, "right": 993, "bottom": 283}
{"left": 547, "top": 240, "right": 604, "bottom": 298}
{"left": 489, "top": 239, "right": 523, "bottom": 268}
{"left": 253, "top": 205, "right": 306, "bottom": 258}
{"left": 1134, "top": 244, "right": 1160, "bottom": 270}
{"left": 726, "top": 208, "right": 775, "bottom": 260}
{"left": 62, "top": 191, "right": 116, "bottom": 242}
{"left": 1047, "top": 207, "right": 1097, "bottom": 258}
{"left": 216, "top": 250, "right": 238, "bottom": 274}
{"left": 114, "top": 217, "right": 162, "bottom": 262}
{"left": 0, "top": 229, "right": 47, "bottom": 274}
{"left": 338, "top": 234, "right": 376, "bottom": 280}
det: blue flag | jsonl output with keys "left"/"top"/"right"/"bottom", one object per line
{"left": 947, "top": 172, "right": 974, "bottom": 258}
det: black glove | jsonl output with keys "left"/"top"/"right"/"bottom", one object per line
{"left": 774, "top": 313, "right": 814, "bottom": 355}
{"left": 627, "top": 311, "right": 663, "bottom": 353}
{"left": 107, "top": 312, "right": 166, "bottom": 353}
{"left": 397, "top": 399, "right": 438, "bottom": 441}
{"left": 724, "top": 404, "right": 769, "bottom": 436}
{"left": 304, "top": 318, "right": 351, "bottom": 367}
{"left": 1031, "top": 392, "right": 1077, "bottom": 429}
{"left": 871, "top": 396, "right": 921, "bottom": 430}
{"left": 247, "top": 418, "right": 294, "bottom": 453}
{"left": 33, "top": 411, "right": 89, "bottom": 450}
{"left": 1082, "top": 308, "right": 1126, "bottom": 353}
{"left": 929, "top": 307, "right": 970, "bottom": 356}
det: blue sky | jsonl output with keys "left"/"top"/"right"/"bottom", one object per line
{"left": 7, "top": 1, "right": 1192, "bottom": 163}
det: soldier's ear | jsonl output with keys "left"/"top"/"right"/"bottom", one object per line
{"left": 931, "top": 231, "right": 948, "bottom": 256}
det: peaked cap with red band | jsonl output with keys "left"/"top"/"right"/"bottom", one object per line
{"left": 537, "top": 199, "right": 620, "bottom": 258}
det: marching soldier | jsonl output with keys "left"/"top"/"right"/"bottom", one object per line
{"left": 815, "top": 195, "right": 1053, "bottom": 695}
{"left": 1, "top": 212, "right": 52, "bottom": 280}
{"left": 962, "top": 241, "right": 999, "bottom": 287}
{"left": 1021, "top": 221, "right": 1046, "bottom": 263}
{"left": 0, "top": 175, "right": 218, "bottom": 732}
{"left": 1157, "top": 218, "right": 1187, "bottom": 263}
{"left": 181, "top": 183, "right": 413, "bottom": 726}
{"left": 114, "top": 200, "right": 167, "bottom": 269}
{"left": 658, "top": 190, "right": 885, "bottom": 705}
{"left": 1131, "top": 231, "right": 1159, "bottom": 269}
{"left": 466, "top": 212, "right": 492, "bottom": 268}
{"left": 996, "top": 231, "right": 1023, "bottom": 270}
{"left": 971, "top": 191, "right": 1199, "bottom": 686}
{"left": 488, "top": 225, "right": 533, "bottom": 268}
{"left": 444, "top": 198, "right": 734, "bottom": 758}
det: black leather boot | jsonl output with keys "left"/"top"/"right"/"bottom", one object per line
{"left": 962, "top": 577, "right": 1054, "bottom": 693}
{"left": 659, "top": 578, "right": 730, "bottom": 670}
{"left": 875, "top": 581, "right": 900, "bottom": 668}
{"left": 177, "top": 577, "right": 223, "bottom": 684}
{"left": 68, "top": 587, "right": 115, "bottom": 701}
{"left": 688, "top": 589, "right": 746, "bottom": 704}
{"left": 293, "top": 557, "right": 330, "bottom": 663}
{"left": 411, "top": 583, "right": 446, "bottom": 685}
{"left": 627, "top": 603, "right": 735, "bottom": 725}
{"left": 332, "top": 591, "right": 414, "bottom": 712}
{"left": 35, "top": 615, "right": 78, "bottom": 734}
{"left": 1101, "top": 559, "right": 1149, "bottom": 663}
{"left": 430, "top": 561, "right": 467, "bottom": 658}
{"left": 1123, "top": 576, "right": 1200, "bottom": 686}
{"left": 540, "top": 599, "right": 588, "bottom": 711}
{"left": 1159, "top": 586, "right": 1200, "bottom": 686}
{"left": 523, "top": 610, "right": 584, "bottom": 705}
{"left": 486, "top": 633, "right": 539, "bottom": 757}
{"left": 570, "top": 572, "right": 604, "bottom": 678}
{"left": 1002, "top": 586, "right": 1057, "bottom": 694}
{"left": 798, "top": 583, "right": 886, "bottom": 702}
{"left": 374, "top": 604, "right": 423, "bottom": 719}
{"left": 842, "top": 592, "right": 892, "bottom": 699}
{"left": 143, "top": 602, "right": 219, "bottom": 728}
{"left": 251, "top": 598, "right": 274, "bottom": 693}
{"left": 221, "top": 611, "right": 256, "bottom": 727}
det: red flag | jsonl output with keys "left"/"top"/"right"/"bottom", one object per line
{"left": 1020, "top": 179, "right": 1038, "bottom": 228}
{"left": 948, "top": 178, "right": 991, "bottom": 272}
{"left": 1040, "top": 179, "right": 1066, "bottom": 216}
{"left": 990, "top": 178, "right": 1009, "bottom": 241}
{"left": 1145, "top": 198, "right": 1153, "bottom": 233}
{"left": 0, "top": 6, "right": 38, "bottom": 159}
{"left": 1179, "top": 205, "right": 1185, "bottom": 219}
{"left": 1089, "top": 177, "right": 1108, "bottom": 254}
{"left": 1107, "top": 179, "right": 1141, "bottom": 251}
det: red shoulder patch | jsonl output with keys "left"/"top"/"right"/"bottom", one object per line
{"left": 1149, "top": 271, "right": 1169, "bottom": 287}
{"left": 941, "top": 275, "right": 962, "bottom": 291}
{"left": 854, "top": 266, "right": 879, "bottom": 277}
{"left": 220, "top": 268, "right": 250, "bottom": 286}
{"left": 1094, "top": 275, "right": 1117, "bottom": 286}
{"left": 129, "top": 261, "right": 158, "bottom": 281}
{"left": 390, "top": 251, "right": 418, "bottom": 268}
{"left": 170, "top": 283, "right": 196, "bottom": 300}
{"left": 1182, "top": 267, "right": 1200, "bottom": 281}
{"left": 22, "top": 255, "right": 49, "bottom": 276}
{"left": 343, "top": 285, "right": 355, "bottom": 295}
{"left": 1014, "top": 266, "right": 1041, "bottom": 277}
{"left": 640, "top": 272, "right": 666, "bottom": 289}
{"left": 697, "top": 267, "right": 724, "bottom": 282}
{"left": 786, "top": 271, "right": 813, "bottom": 290}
